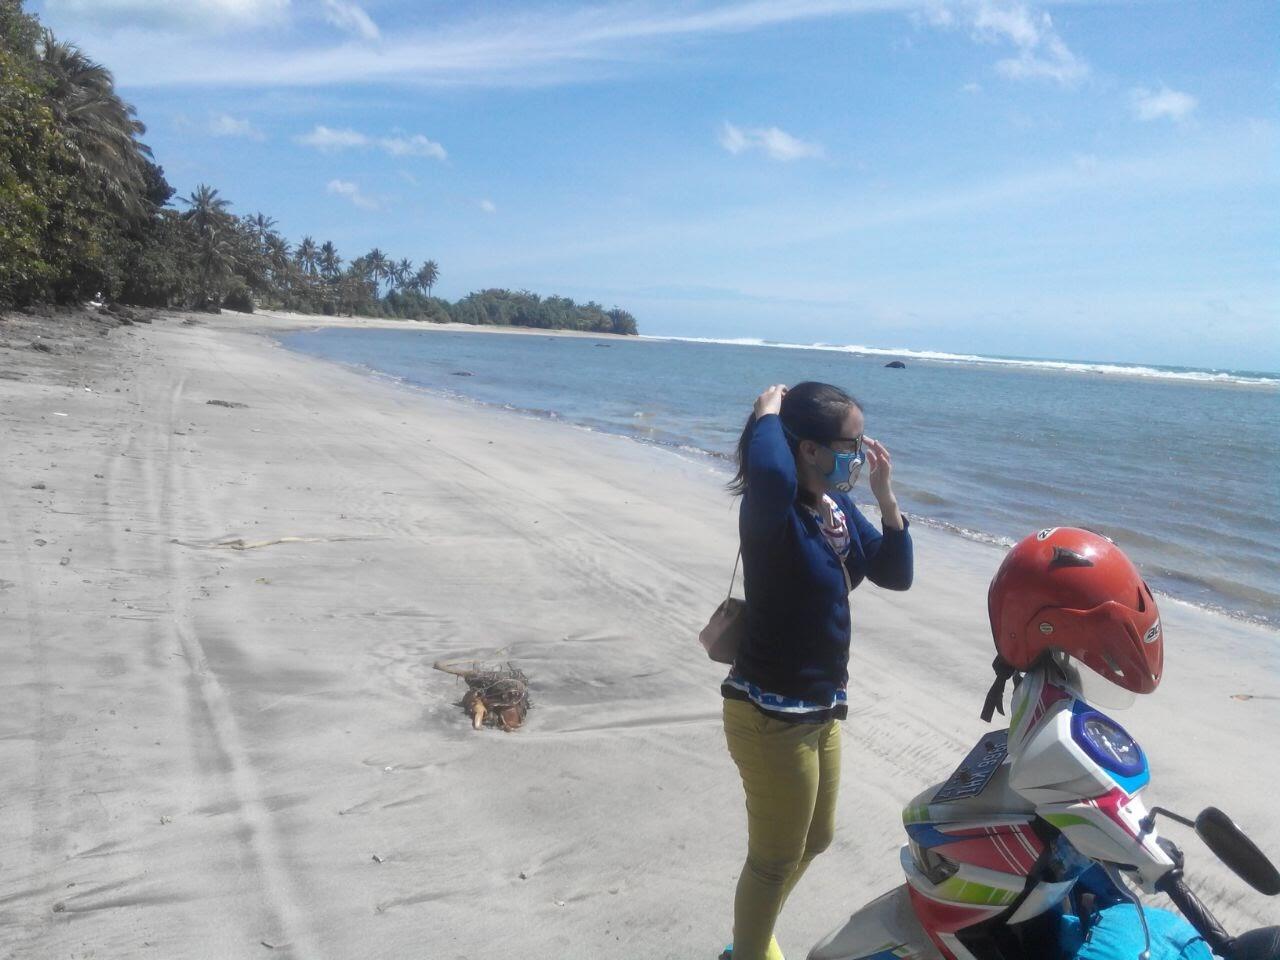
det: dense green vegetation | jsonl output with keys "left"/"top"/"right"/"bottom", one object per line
{"left": 0, "top": 1, "right": 638, "bottom": 335}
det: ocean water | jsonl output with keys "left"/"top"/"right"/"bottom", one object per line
{"left": 278, "top": 327, "right": 1280, "bottom": 628}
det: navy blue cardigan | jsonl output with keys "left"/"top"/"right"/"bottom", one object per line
{"left": 722, "top": 414, "right": 913, "bottom": 721}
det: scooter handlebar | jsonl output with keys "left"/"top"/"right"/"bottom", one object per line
{"left": 1156, "top": 871, "right": 1232, "bottom": 957}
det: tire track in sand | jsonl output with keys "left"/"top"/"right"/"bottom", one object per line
{"left": 128, "top": 369, "right": 323, "bottom": 957}
{"left": 0, "top": 464, "right": 56, "bottom": 955}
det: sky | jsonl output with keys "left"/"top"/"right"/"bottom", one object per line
{"left": 30, "top": 0, "right": 1280, "bottom": 371}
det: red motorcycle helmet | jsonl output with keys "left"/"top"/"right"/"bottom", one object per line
{"left": 986, "top": 528, "right": 1163, "bottom": 708}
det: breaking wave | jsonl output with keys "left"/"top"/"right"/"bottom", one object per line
{"left": 644, "top": 336, "right": 1279, "bottom": 388}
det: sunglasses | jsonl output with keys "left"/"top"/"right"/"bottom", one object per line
{"left": 821, "top": 435, "right": 864, "bottom": 456}
{"left": 781, "top": 423, "right": 864, "bottom": 456}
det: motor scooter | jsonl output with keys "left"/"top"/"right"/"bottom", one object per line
{"left": 808, "top": 656, "right": 1280, "bottom": 960}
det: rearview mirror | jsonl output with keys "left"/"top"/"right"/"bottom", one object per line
{"left": 1195, "top": 807, "right": 1280, "bottom": 896}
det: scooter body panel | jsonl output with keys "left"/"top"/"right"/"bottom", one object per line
{"left": 807, "top": 884, "right": 945, "bottom": 960}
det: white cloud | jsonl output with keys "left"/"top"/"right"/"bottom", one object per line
{"left": 479, "top": 199, "right": 497, "bottom": 214}
{"left": 962, "top": 81, "right": 982, "bottom": 94}
{"left": 322, "top": 0, "right": 379, "bottom": 41}
{"left": 718, "top": 123, "right": 749, "bottom": 155}
{"left": 209, "top": 113, "right": 264, "bottom": 140}
{"left": 914, "top": 2, "right": 955, "bottom": 28}
{"left": 297, "top": 125, "right": 446, "bottom": 160}
{"left": 994, "top": 34, "right": 1086, "bottom": 85}
{"left": 923, "top": 0, "right": 1087, "bottom": 86}
{"left": 719, "top": 122, "right": 824, "bottom": 161}
{"left": 380, "top": 134, "right": 447, "bottom": 160}
{"left": 973, "top": 1, "right": 1041, "bottom": 49}
{"left": 47, "top": 0, "right": 289, "bottom": 31}
{"left": 326, "top": 179, "right": 377, "bottom": 210}
{"left": 298, "top": 125, "right": 369, "bottom": 150}
{"left": 1131, "top": 86, "right": 1197, "bottom": 122}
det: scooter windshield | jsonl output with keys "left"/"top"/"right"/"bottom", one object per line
{"left": 1051, "top": 654, "right": 1138, "bottom": 711}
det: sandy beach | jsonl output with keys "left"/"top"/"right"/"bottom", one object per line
{"left": 1, "top": 310, "right": 1276, "bottom": 960}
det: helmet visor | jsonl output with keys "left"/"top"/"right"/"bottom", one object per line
{"left": 1049, "top": 653, "right": 1137, "bottom": 710}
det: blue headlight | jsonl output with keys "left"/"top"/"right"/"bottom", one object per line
{"left": 1071, "top": 708, "right": 1146, "bottom": 779}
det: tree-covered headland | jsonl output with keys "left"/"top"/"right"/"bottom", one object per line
{"left": 0, "top": 2, "right": 638, "bottom": 336}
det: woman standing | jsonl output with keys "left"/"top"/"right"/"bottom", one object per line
{"left": 721, "top": 382, "right": 913, "bottom": 960}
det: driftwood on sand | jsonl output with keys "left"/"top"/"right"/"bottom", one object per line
{"left": 433, "top": 660, "right": 531, "bottom": 731}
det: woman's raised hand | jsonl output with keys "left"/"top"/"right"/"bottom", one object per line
{"left": 754, "top": 384, "right": 787, "bottom": 419}
{"left": 864, "top": 437, "right": 895, "bottom": 505}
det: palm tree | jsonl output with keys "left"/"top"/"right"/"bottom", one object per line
{"left": 415, "top": 260, "right": 439, "bottom": 298}
{"left": 295, "top": 236, "right": 319, "bottom": 277}
{"left": 365, "top": 248, "right": 390, "bottom": 298}
{"left": 318, "top": 241, "right": 342, "bottom": 280}
{"left": 38, "top": 30, "right": 152, "bottom": 217}
{"left": 264, "top": 233, "right": 293, "bottom": 294}
{"left": 180, "top": 183, "right": 230, "bottom": 236}
{"left": 250, "top": 213, "right": 278, "bottom": 273}
{"left": 249, "top": 212, "right": 276, "bottom": 246}
{"left": 395, "top": 258, "right": 414, "bottom": 293}
{"left": 349, "top": 256, "right": 372, "bottom": 284}
{"left": 343, "top": 256, "right": 376, "bottom": 314}
{"left": 180, "top": 184, "right": 234, "bottom": 306}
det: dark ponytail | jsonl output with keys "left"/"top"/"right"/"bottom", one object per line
{"left": 728, "top": 381, "right": 862, "bottom": 496}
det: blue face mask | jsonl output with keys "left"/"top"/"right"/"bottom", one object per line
{"left": 823, "top": 446, "right": 865, "bottom": 493}
{"left": 781, "top": 422, "right": 865, "bottom": 493}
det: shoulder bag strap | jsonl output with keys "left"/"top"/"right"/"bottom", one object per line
{"left": 725, "top": 548, "right": 742, "bottom": 602}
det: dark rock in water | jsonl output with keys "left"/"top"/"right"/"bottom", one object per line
{"left": 207, "top": 399, "right": 248, "bottom": 409}
{"left": 884, "top": 360, "right": 907, "bottom": 369}
{"left": 594, "top": 343, "right": 611, "bottom": 348}
{"left": 451, "top": 371, "right": 474, "bottom": 377}
{"left": 31, "top": 341, "right": 53, "bottom": 353}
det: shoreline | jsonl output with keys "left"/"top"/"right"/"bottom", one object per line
{"left": 272, "top": 321, "right": 1278, "bottom": 631}
{"left": 2, "top": 309, "right": 1277, "bottom": 958}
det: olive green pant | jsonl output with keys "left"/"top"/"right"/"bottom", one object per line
{"left": 723, "top": 697, "right": 842, "bottom": 960}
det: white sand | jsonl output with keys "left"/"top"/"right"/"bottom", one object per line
{"left": 1, "top": 311, "right": 1276, "bottom": 959}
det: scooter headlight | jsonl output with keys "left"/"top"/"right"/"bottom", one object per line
{"left": 909, "top": 840, "right": 959, "bottom": 886}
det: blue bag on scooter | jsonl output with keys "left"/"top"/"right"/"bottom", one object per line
{"left": 1057, "top": 903, "right": 1213, "bottom": 960}
{"left": 1054, "top": 867, "right": 1213, "bottom": 960}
